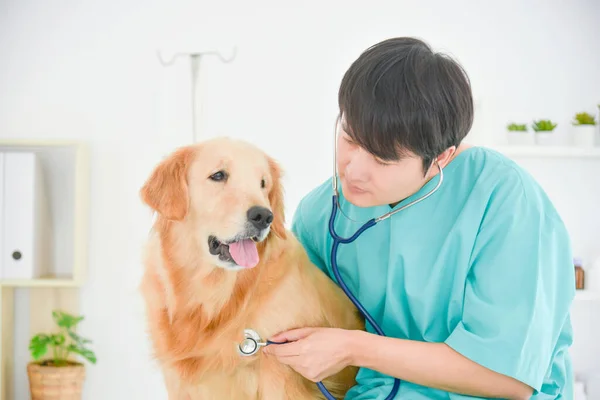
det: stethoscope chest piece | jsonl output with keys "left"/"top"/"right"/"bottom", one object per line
{"left": 237, "top": 328, "right": 265, "bottom": 357}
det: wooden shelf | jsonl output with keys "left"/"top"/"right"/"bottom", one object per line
{"left": 490, "top": 145, "right": 600, "bottom": 158}
{"left": 0, "top": 140, "right": 89, "bottom": 284}
{"left": 0, "top": 277, "right": 82, "bottom": 288}
{"left": 0, "top": 140, "right": 89, "bottom": 400}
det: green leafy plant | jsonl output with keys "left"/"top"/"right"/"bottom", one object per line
{"left": 28, "top": 310, "right": 96, "bottom": 367}
{"left": 572, "top": 112, "right": 597, "bottom": 126}
{"left": 507, "top": 123, "right": 528, "bottom": 132}
{"left": 531, "top": 119, "right": 557, "bottom": 132}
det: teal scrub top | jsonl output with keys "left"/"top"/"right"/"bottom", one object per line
{"left": 291, "top": 146, "right": 575, "bottom": 399}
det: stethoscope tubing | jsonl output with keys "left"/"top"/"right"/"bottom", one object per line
{"left": 318, "top": 165, "right": 443, "bottom": 399}
{"left": 317, "top": 195, "right": 400, "bottom": 400}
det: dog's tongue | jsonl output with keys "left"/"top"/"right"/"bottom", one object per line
{"left": 228, "top": 239, "right": 259, "bottom": 268}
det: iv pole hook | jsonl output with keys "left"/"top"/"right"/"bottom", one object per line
{"left": 156, "top": 46, "right": 237, "bottom": 142}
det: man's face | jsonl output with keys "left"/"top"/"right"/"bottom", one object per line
{"left": 335, "top": 126, "right": 436, "bottom": 208}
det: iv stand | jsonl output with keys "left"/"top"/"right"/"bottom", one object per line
{"left": 157, "top": 47, "right": 237, "bottom": 142}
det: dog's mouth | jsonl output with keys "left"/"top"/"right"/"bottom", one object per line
{"left": 208, "top": 235, "right": 262, "bottom": 269}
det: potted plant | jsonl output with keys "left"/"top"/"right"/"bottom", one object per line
{"left": 571, "top": 111, "right": 597, "bottom": 147}
{"left": 27, "top": 310, "right": 96, "bottom": 400}
{"left": 506, "top": 123, "right": 534, "bottom": 145}
{"left": 532, "top": 119, "right": 558, "bottom": 146}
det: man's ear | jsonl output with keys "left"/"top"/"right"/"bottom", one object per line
{"left": 436, "top": 146, "right": 457, "bottom": 169}
{"left": 140, "top": 147, "right": 194, "bottom": 221}
{"left": 267, "top": 156, "right": 287, "bottom": 239}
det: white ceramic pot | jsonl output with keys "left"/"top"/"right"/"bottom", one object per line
{"left": 572, "top": 125, "right": 597, "bottom": 147}
{"left": 506, "top": 131, "right": 535, "bottom": 146}
{"left": 535, "top": 131, "right": 555, "bottom": 146}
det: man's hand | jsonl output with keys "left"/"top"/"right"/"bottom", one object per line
{"left": 266, "top": 327, "right": 533, "bottom": 400}
{"left": 263, "top": 327, "right": 357, "bottom": 382}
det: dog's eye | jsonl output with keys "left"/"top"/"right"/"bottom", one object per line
{"left": 261, "top": 178, "right": 266, "bottom": 189}
{"left": 209, "top": 171, "right": 227, "bottom": 182}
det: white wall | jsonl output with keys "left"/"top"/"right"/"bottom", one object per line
{"left": 1, "top": 0, "right": 600, "bottom": 398}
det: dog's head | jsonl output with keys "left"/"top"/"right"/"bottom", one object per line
{"left": 140, "top": 138, "right": 286, "bottom": 272}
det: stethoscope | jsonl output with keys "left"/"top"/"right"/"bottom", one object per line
{"left": 239, "top": 120, "right": 445, "bottom": 400}
{"left": 237, "top": 329, "right": 286, "bottom": 356}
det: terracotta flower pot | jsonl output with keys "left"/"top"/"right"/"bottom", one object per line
{"left": 27, "top": 360, "right": 85, "bottom": 400}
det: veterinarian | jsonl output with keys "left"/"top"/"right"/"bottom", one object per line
{"left": 263, "top": 37, "right": 575, "bottom": 399}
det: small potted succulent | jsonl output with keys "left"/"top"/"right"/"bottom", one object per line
{"left": 27, "top": 310, "right": 96, "bottom": 400}
{"left": 506, "top": 123, "right": 533, "bottom": 145}
{"left": 571, "top": 111, "right": 597, "bottom": 147}
{"left": 532, "top": 119, "right": 558, "bottom": 146}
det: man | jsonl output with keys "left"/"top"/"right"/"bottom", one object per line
{"left": 264, "top": 37, "right": 575, "bottom": 399}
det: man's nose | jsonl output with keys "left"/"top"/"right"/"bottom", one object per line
{"left": 345, "top": 152, "right": 370, "bottom": 181}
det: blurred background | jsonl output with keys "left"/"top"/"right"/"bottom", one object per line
{"left": 0, "top": 0, "right": 599, "bottom": 399}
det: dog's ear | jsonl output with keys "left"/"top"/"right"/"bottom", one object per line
{"left": 140, "top": 147, "right": 193, "bottom": 221}
{"left": 267, "top": 157, "right": 287, "bottom": 239}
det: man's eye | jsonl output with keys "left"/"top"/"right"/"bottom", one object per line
{"left": 209, "top": 171, "right": 228, "bottom": 182}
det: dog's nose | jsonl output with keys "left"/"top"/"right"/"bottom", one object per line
{"left": 247, "top": 206, "right": 274, "bottom": 230}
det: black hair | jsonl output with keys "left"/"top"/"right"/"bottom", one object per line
{"left": 338, "top": 37, "right": 474, "bottom": 172}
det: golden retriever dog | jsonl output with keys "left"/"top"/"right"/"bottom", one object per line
{"left": 139, "top": 137, "right": 364, "bottom": 399}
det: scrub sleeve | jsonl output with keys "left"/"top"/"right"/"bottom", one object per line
{"left": 290, "top": 200, "right": 328, "bottom": 274}
{"left": 444, "top": 177, "right": 575, "bottom": 395}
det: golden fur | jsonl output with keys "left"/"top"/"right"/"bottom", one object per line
{"left": 139, "top": 137, "right": 364, "bottom": 399}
